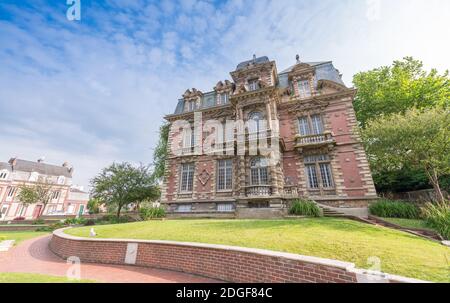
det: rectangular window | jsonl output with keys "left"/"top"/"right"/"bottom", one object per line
{"left": 180, "top": 163, "right": 195, "bottom": 192}
{"left": 298, "top": 115, "right": 324, "bottom": 136}
{"left": 248, "top": 80, "right": 259, "bottom": 91}
{"left": 305, "top": 164, "right": 319, "bottom": 189}
{"left": 217, "top": 159, "right": 233, "bottom": 191}
{"left": 7, "top": 187, "right": 15, "bottom": 197}
{"left": 217, "top": 203, "right": 234, "bottom": 212}
{"left": 182, "top": 127, "right": 195, "bottom": 150}
{"left": 320, "top": 163, "right": 334, "bottom": 188}
{"left": 298, "top": 117, "right": 310, "bottom": 136}
{"left": 52, "top": 191, "right": 60, "bottom": 200}
{"left": 310, "top": 114, "right": 323, "bottom": 135}
{"left": 219, "top": 93, "right": 229, "bottom": 104}
{"left": 177, "top": 204, "right": 192, "bottom": 212}
{"left": 188, "top": 101, "right": 196, "bottom": 111}
{"left": 297, "top": 80, "right": 311, "bottom": 98}
{"left": 304, "top": 154, "right": 334, "bottom": 190}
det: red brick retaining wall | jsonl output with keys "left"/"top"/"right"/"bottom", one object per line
{"left": 50, "top": 228, "right": 427, "bottom": 283}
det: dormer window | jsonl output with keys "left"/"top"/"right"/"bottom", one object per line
{"left": 297, "top": 80, "right": 312, "bottom": 98}
{"left": 57, "top": 176, "right": 66, "bottom": 185}
{"left": 218, "top": 93, "right": 229, "bottom": 105}
{"left": 0, "top": 170, "right": 8, "bottom": 180}
{"left": 187, "top": 101, "right": 196, "bottom": 111}
{"left": 248, "top": 79, "right": 259, "bottom": 91}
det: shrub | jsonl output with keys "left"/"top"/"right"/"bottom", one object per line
{"left": 13, "top": 217, "right": 25, "bottom": 221}
{"left": 369, "top": 199, "right": 420, "bottom": 219}
{"left": 422, "top": 202, "right": 450, "bottom": 240}
{"left": 139, "top": 206, "right": 166, "bottom": 220}
{"left": 64, "top": 217, "right": 87, "bottom": 226}
{"left": 36, "top": 222, "right": 65, "bottom": 232}
{"left": 289, "top": 199, "right": 322, "bottom": 217}
{"left": 31, "top": 219, "right": 45, "bottom": 225}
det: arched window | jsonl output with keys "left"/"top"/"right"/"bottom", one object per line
{"left": 250, "top": 157, "right": 269, "bottom": 185}
{"left": 248, "top": 111, "right": 264, "bottom": 134}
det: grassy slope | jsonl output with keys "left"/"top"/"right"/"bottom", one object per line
{"left": 0, "top": 273, "right": 94, "bottom": 283}
{"left": 66, "top": 218, "right": 450, "bottom": 282}
{"left": 0, "top": 231, "right": 49, "bottom": 245}
{"left": 381, "top": 218, "right": 432, "bottom": 230}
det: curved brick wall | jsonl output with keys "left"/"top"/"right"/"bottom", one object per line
{"left": 50, "top": 228, "right": 426, "bottom": 283}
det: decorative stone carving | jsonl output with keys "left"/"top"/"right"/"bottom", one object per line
{"left": 198, "top": 169, "right": 210, "bottom": 186}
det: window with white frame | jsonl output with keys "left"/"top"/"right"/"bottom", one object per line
{"left": 248, "top": 79, "right": 259, "bottom": 91}
{"left": 57, "top": 176, "right": 65, "bottom": 185}
{"left": 217, "top": 159, "right": 233, "bottom": 191}
{"left": 304, "top": 154, "right": 334, "bottom": 189}
{"left": 248, "top": 111, "right": 264, "bottom": 134}
{"left": 0, "top": 170, "right": 8, "bottom": 180}
{"left": 217, "top": 203, "right": 234, "bottom": 212}
{"left": 176, "top": 204, "right": 192, "bottom": 212}
{"left": 180, "top": 163, "right": 195, "bottom": 192}
{"left": 218, "top": 93, "right": 229, "bottom": 105}
{"left": 250, "top": 157, "right": 269, "bottom": 185}
{"left": 52, "top": 191, "right": 60, "bottom": 200}
{"left": 297, "top": 79, "right": 311, "bottom": 98}
{"left": 7, "top": 186, "right": 15, "bottom": 197}
{"left": 298, "top": 114, "right": 324, "bottom": 136}
{"left": 182, "top": 126, "right": 195, "bottom": 151}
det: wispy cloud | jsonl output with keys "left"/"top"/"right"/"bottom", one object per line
{"left": 0, "top": 0, "right": 449, "bottom": 187}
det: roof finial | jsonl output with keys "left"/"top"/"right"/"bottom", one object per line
{"left": 253, "top": 54, "right": 256, "bottom": 62}
{"left": 296, "top": 54, "right": 300, "bottom": 63}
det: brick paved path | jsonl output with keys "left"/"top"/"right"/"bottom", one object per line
{"left": 0, "top": 235, "right": 217, "bottom": 283}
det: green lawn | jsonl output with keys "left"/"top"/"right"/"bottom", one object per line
{"left": 0, "top": 231, "right": 49, "bottom": 245}
{"left": 66, "top": 218, "right": 450, "bottom": 282}
{"left": 381, "top": 217, "right": 432, "bottom": 231}
{"left": 0, "top": 273, "right": 94, "bottom": 283}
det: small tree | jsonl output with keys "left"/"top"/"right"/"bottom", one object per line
{"left": 87, "top": 198, "right": 101, "bottom": 214}
{"left": 362, "top": 108, "right": 450, "bottom": 203}
{"left": 91, "top": 162, "right": 160, "bottom": 218}
{"left": 151, "top": 122, "right": 170, "bottom": 182}
{"left": 17, "top": 179, "right": 53, "bottom": 218}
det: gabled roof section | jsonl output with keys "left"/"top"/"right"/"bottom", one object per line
{"left": 278, "top": 61, "right": 347, "bottom": 88}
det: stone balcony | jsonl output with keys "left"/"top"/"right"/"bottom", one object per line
{"left": 245, "top": 185, "right": 272, "bottom": 197}
{"left": 294, "top": 132, "right": 335, "bottom": 151}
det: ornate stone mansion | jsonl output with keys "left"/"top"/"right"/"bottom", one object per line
{"left": 161, "top": 55, "right": 377, "bottom": 217}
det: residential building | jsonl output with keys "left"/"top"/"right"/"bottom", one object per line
{"left": 0, "top": 157, "right": 89, "bottom": 220}
{"left": 161, "top": 55, "right": 377, "bottom": 217}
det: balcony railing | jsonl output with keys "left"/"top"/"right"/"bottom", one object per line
{"left": 294, "top": 132, "right": 335, "bottom": 149}
{"left": 282, "top": 186, "right": 298, "bottom": 198}
{"left": 245, "top": 186, "right": 272, "bottom": 197}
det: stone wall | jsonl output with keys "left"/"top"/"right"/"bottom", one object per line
{"left": 50, "top": 228, "right": 427, "bottom": 283}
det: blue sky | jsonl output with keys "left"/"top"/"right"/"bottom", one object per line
{"left": 0, "top": 0, "right": 449, "bottom": 188}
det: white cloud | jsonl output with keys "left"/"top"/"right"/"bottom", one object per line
{"left": 0, "top": 0, "right": 449, "bottom": 188}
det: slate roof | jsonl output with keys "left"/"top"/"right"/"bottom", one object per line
{"left": 171, "top": 59, "right": 347, "bottom": 115}
{"left": 236, "top": 56, "right": 270, "bottom": 71}
{"left": 0, "top": 159, "right": 73, "bottom": 177}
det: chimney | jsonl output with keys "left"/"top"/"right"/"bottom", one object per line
{"left": 253, "top": 54, "right": 256, "bottom": 62}
{"left": 8, "top": 157, "right": 17, "bottom": 171}
{"left": 62, "top": 162, "right": 69, "bottom": 167}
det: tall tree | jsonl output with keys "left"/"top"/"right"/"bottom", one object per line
{"left": 152, "top": 122, "right": 170, "bottom": 182}
{"left": 353, "top": 57, "right": 449, "bottom": 127}
{"left": 17, "top": 179, "right": 53, "bottom": 218}
{"left": 361, "top": 108, "right": 450, "bottom": 203}
{"left": 91, "top": 162, "right": 160, "bottom": 217}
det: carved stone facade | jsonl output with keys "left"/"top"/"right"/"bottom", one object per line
{"left": 161, "top": 56, "right": 377, "bottom": 217}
